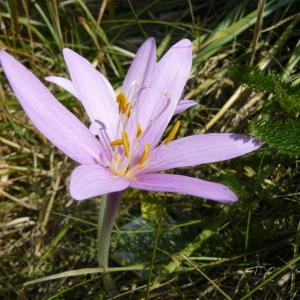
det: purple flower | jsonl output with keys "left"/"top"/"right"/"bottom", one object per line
{"left": 0, "top": 39, "right": 261, "bottom": 203}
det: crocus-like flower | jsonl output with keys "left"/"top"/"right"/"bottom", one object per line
{"left": 0, "top": 38, "right": 261, "bottom": 203}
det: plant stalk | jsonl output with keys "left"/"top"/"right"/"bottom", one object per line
{"left": 97, "top": 191, "right": 123, "bottom": 296}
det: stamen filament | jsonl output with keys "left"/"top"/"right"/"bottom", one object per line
{"left": 121, "top": 131, "right": 130, "bottom": 157}
{"left": 138, "top": 143, "right": 151, "bottom": 165}
{"left": 114, "top": 153, "right": 121, "bottom": 164}
{"left": 125, "top": 102, "right": 132, "bottom": 117}
{"left": 164, "top": 120, "right": 181, "bottom": 144}
{"left": 95, "top": 120, "right": 113, "bottom": 162}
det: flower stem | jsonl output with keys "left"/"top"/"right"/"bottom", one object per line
{"left": 97, "top": 191, "right": 123, "bottom": 296}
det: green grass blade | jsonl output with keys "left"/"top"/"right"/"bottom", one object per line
{"left": 23, "top": 264, "right": 145, "bottom": 286}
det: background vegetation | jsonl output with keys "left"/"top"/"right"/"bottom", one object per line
{"left": 0, "top": 0, "right": 299, "bottom": 299}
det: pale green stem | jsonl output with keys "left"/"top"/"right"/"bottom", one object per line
{"left": 97, "top": 191, "right": 123, "bottom": 296}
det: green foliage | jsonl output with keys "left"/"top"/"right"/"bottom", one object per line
{"left": 251, "top": 114, "right": 300, "bottom": 157}
{"left": 229, "top": 65, "right": 300, "bottom": 157}
{"left": 141, "top": 195, "right": 165, "bottom": 223}
{"left": 229, "top": 65, "right": 280, "bottom": 94}
{"left": 229, "top": 65, "right": 300, "bottom": 113}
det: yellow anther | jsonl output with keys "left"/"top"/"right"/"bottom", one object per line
{"left": 164, "top": 120, "right": 181, "bottom": 144}
{"left": 136, "top": 124, "right": 143, "bottom": 138}
{"left": 110, "top": 139, "right": 123, "bottom": 147}
{"left": 121, "top": 102, "right": 127, "bottom": 113}
{"left": 138, "top": 143, "right": 151, "bottom": 165}
{"left": 116, "top": 92, "right": 128, "bottom": 113}
{"left": 121, "top": 131, "right": 130, "bottom": 157}
{"left": 116, "top": 92, "right": 127, "bottom": 104}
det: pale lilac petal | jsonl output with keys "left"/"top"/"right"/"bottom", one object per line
{"left": 122, "top": 37, "right": 156, "bottom": 97}
{"left": 139, "top": 39, "right": 192, "bottom": 129}
{"left": 46, "top": 76, "right": 114, "bottom": 139}
{"left": 174, "top": 99, "right": 197, "bottom": 115}
{"left": 63, "top": 49, "right": 120, "bottom": 139}
{"left": 0, "top": 51, "right": 103, "bottom": 165}
{"left": 70, "top": 165, "right": 129, "bottom": 200}
{"left": 46, "top": 75, "right": 115, "bottom": 107}
{"left": 45, "top": 76, "right": 79, "bottom": 99}
{"left": 130, "top": 173, "right": 237, "bottom": 203}
{"left": 89, "top": 122, "right": 99, "bottom": 135}
{"left": 144, "top": 134, "right": 261, "bottom": 173}
{"left": 134, "top": 39, "right": 192, "bottom": 154}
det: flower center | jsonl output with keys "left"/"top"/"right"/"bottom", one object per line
{"left": 108, "top": 92, "right": 181, "bottom": 180}
{"left": 109, "top": 126, "right": 149, "bottom": 179}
